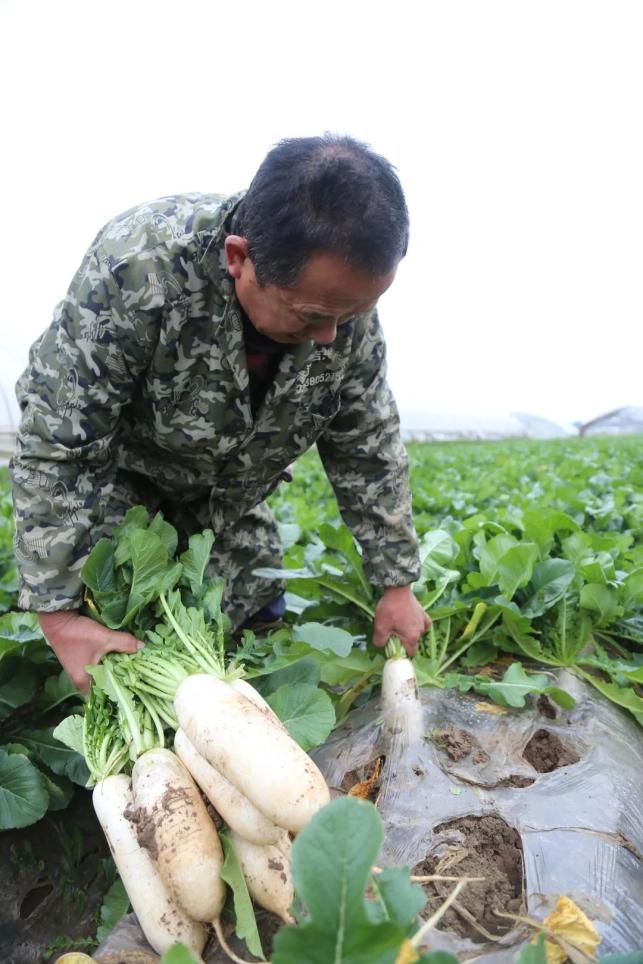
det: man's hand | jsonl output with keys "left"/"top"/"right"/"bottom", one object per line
{"left": 373, "top": 585, "right": 431, "bottom": 657}
{"left": 39, "top": 610, "right": 142, "bottom": 695}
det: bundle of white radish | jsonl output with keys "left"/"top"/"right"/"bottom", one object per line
{"left": 381, "top": 637, "right": 424, "bottom": 747}
{"left": 72, "top": 582, "right": 332, "bottom": 957}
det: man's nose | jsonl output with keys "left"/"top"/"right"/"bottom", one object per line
{"left": 310, "top": 321, "right": 338, "bottom": 344}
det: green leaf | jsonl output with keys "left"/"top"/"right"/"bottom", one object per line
{"left": 149, "top": 512, "right": 179, "bottom": 559}
{"left": 477, "top": 534, "right": 518, "bottom": 585}
{"left": 159, "top": 943, "right": 201, "bottom": 964}
{"left": 38, "top": 670, "right": 82, "bottom": 712}
{"left": 580, "top": 584, "right": 620, "bottom": 626}
{"left": 219, "top": 831, "right": 264, "bottom": 960}
{"left": 523, "top": 559, "right": 576, "bottom": 618}
{"left": 622, "top": 569, "right": 643, "bottom": 609}
{"left": 496, "top": 543, "right": 539, "bottom": 599}
{"left": 112, "top": 505, "right": 150, "bottom": 566}
{"left": 483, "top": 662, "right": 550, "bottom": 708}
{"left": 374, "top": 867, "right": 426, "bottom": 931}
{"left": 39, "top": 768, "right": 75, "bottom": 812}
{"left": 20, "top": 728, "right": 90, "bottom": 785}
{"left": 52, "top": 715, "right": 85, "bottom": 757}
{"left": 96, "top": 874, "right": 130, "bottom": 942}
{"left": 179, "top": 529, "right": 215, "bottom": 595}
{"left": 258, "top": 657, "right": 321, "bottom": 695}
{"left": 292, "top": 622, "right": 355, "bottom": 657}
{"left": 272, "top": 797, "right": 405, "bottom": 964}
{"left": 581, "top": 673, "right": 643, "bottom": 723}
{"left": 122, "top": 529, "right": 174, "bottom": 625}
{"left": 543, "top": 687, "right": 576, "bottom": 710}
{"left": 81, "top": 538, "right": 117, "bottom": 593}
{"left": 418, "top": 530, "right": 460, "bottom": 586}
{"left": 0, "top": 610, "right": 44, "bottom": 648}
{"left": 0, "top": 655, "right": 38, "bottom": 721}
{"left": 0, "top": 749, "right": 49, "bottom": 829}
{"left": 318, "top": 523, "right": 371, "bottom": 597}
{"left": 266, "top": 684, "right": 335, "bottom": 750}
{"left": 515, "top": 932, "right": 547, "bottom": 964}
{"left": 317, "top": 648, "right": 383, "bottom": 687}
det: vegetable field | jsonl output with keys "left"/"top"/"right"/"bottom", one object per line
{"left": 0, "top": 435, "right": 641, "bottom": 963}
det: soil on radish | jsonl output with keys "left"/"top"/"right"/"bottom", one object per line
{"left": 267, "top": 856, "right": 289, "bottom": 885}
{"left": 127, "top": 784, "right": 202, "bottom": 863}
{"left": 124, "top": 805, "right": 159, "bottom": 863}
{"left": 413, "top": 814, "right": 524, "bottom": 942}
{"left": 432, "top": 727, "right": 489, "bottom": 765}
{"left": 523, "top": 729, "right": 579, "bottom": 772}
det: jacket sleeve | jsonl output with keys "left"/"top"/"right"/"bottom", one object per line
{"left": 316, "top": 310, "right": 420, "bottom": 588}
{"left": 10, "top": 234, "right": 155, "bottom": 612}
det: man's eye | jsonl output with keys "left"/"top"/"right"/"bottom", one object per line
{"left": 306, "top": 313, "right": 331, "bottom": 323}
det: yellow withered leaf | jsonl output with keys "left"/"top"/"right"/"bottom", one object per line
{"left": 536, "top": 895, "right": 601, "bottom": 964}
{"left": 395, "top": 939, "right": 420, "bottom": 964}
{"left": 348, "top": 756, "right": 382, "bottom": 799}
{"left": 475, "top": 701, "right": 508, "bottom": 715}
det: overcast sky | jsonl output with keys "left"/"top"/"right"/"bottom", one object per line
{"left": 1, "top": 0, "right": 641, "bottom": 430}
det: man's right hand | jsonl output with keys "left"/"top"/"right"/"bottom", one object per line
{"left": 38, "top": 610, "right": 142, "bottom": 695}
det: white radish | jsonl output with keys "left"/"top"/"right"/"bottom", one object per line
{"left": 230, "top": 677, "right": 286, "bottom": 730}
{"left": 381, "top": 655, "right": 424, "bottom": 747}
{"left": 92, "top": 774, "right": 207, "bottom": 959}
{"left": 131, "top": 748, "right": 226, "bottom": 924}
{"left": 230, "top": 828, "right": 294, "bottom": 923}
{"left": 174, "top": 728, "right": 282, "bottom": 845}
{"left": 175, "top": 674, "right": 330, "bottom": 834}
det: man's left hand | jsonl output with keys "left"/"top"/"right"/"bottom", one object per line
{"left": 373, "top": 585, "right": 431, "bottom": 657}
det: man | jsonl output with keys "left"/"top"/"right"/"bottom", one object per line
{"left": 10, "top": 134, "right": 429, "bottom": 692}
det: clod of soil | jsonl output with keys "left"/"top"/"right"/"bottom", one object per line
{"left": 523, "top": 729, "right": 579, "bottom": 773}
{"left": 413, "top": 814, "right": 524, "bottom": 943}
{"left": 432, "top": 727, "right": 489, "bottom": 764}
{"left": 504, "top": 775, "right": 535, "bottom": 789}
{"left": 124, "top": 805, "right": 159, "bottom": 863}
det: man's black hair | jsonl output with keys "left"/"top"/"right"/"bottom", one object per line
{"left": 233, "top": 133, "right": 409, "bottom": 287}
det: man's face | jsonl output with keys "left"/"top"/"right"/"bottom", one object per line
{"left": 225, "top": 237, "right": 397, "bottom": 345}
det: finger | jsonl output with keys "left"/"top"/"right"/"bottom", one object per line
{"left": 70, "top": 667, "right": 91, "bottom": 696}
{"left": 101, "top": 631, "right": 143, "bottom": 656}
{"left": 423, "top": 613, "right": 432, "bottom": 631}
{"left": 372, "top": 626, "right": 390, "bottom": 649}
{"left": 401, "top": 637, "right": 419, "bottom": 657}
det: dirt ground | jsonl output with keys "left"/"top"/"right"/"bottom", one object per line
{"left": 0, "top": 792, "right": 109, "bottom": 964}
{"left": 413, "top": 814, "right": 524, "bottom": 943}
{"left": 432, "top": 727, "right": 489, "bottom": 764}
{"left": 523, "top": 728, "right": 579, "bottom": 772}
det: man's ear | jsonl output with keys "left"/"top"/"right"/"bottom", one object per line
{"left": 225, "top": 235, "right": 250, "bottom": 279}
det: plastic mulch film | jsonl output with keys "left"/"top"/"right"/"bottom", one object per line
{"left": 94, "top": 670, "right": 643, "bottom": 961}
{"left": 312, "top": 669, "right": 643, "bottom": 960}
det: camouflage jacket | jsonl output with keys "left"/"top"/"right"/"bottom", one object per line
{"left": 10, "top": 192, "right": 420, "bottom": 612}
